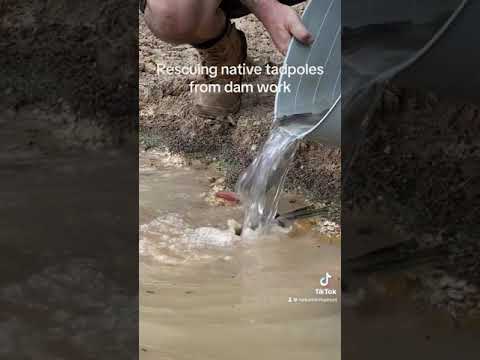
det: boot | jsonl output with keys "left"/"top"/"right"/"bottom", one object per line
{"left": 193, "top": 21, "right": 247, "bottom": 118}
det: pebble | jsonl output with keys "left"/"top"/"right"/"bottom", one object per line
{"left": 215, "top": 177, "right": 225, "bottom": 185}
{"left": 227, "top": 219, "right": 242, "bottom": 236}
{"left": 144, "top": 62, "right": 157, "bottom": 74}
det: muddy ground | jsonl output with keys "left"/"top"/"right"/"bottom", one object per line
{"left": 344, "top": 85, "right": 480, "bottom": 319}
{"left": 2, "top": 1, "right": 138, "bottom": 149}
{"left": 139, "top": 9, "right": 341, "bottom": 221}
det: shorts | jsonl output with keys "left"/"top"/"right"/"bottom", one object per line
{"left": 139, "top": 0, "right": 305, "bottom": 18}
{"left": 220, "top": 0, "right": 305, "bottom": 18}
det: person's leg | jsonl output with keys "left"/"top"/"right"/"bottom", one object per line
{"left": 141, "top": 0, "right": 248, "bottom": 118}
{"left": 143, "top": 0, "right": 226, "bottom": 45}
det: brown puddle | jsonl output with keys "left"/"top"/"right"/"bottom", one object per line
{"left": 139, "top": 150, "right": 341, "bottom": 360}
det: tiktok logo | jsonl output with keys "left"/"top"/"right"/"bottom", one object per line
{"left": 320, "top": 272, "right": 332, "bottom": 287}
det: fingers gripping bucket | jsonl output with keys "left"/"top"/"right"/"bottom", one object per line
{"left": 274, "top": 0, "right": 341, "bottom": 146}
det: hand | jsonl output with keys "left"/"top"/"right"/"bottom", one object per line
{"left": 252, "top": 1, "right": 313, "bottom": 55}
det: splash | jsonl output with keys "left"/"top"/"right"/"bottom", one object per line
{"left": 140, "top": 213, "right": 237, "bottom": 264}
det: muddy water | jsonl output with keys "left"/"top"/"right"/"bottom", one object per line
{"left": 139, "top": 151, "right": 341, "bottom": 360}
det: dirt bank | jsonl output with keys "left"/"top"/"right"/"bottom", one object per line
{"left": 345, "top": 85, "right": 480, "bottom": 319}
{"left": 139, "top": 11, "right": 341, "bottom": 221}
{"left": 2, "top": 1, "right": 138, "bottom": 149}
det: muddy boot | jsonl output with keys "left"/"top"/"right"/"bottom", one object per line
{"left": 193, "top": 21, "right": 247, "bottom": 118}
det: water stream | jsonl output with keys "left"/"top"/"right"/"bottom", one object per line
{"left": 236, "top": 126, "right": 299, "bottom": 231}
{"left": 236, "top": 113, "right": 325, "bottom": 232}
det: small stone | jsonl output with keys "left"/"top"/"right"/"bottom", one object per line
{"left": 227, "top": 116, "right": 236, "bottom": 125}
{"left": 145, "top": 62, "right": 157, "bottom": 74}
{"left": 227, "top": 219, "right": 242, "bottom": 236}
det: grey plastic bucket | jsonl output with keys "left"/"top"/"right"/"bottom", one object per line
{"left": 274, "top": 0, "right": 341, "bottom": 146}
{"left": 274, "top": 0, "right": 475, "bottom": 147}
